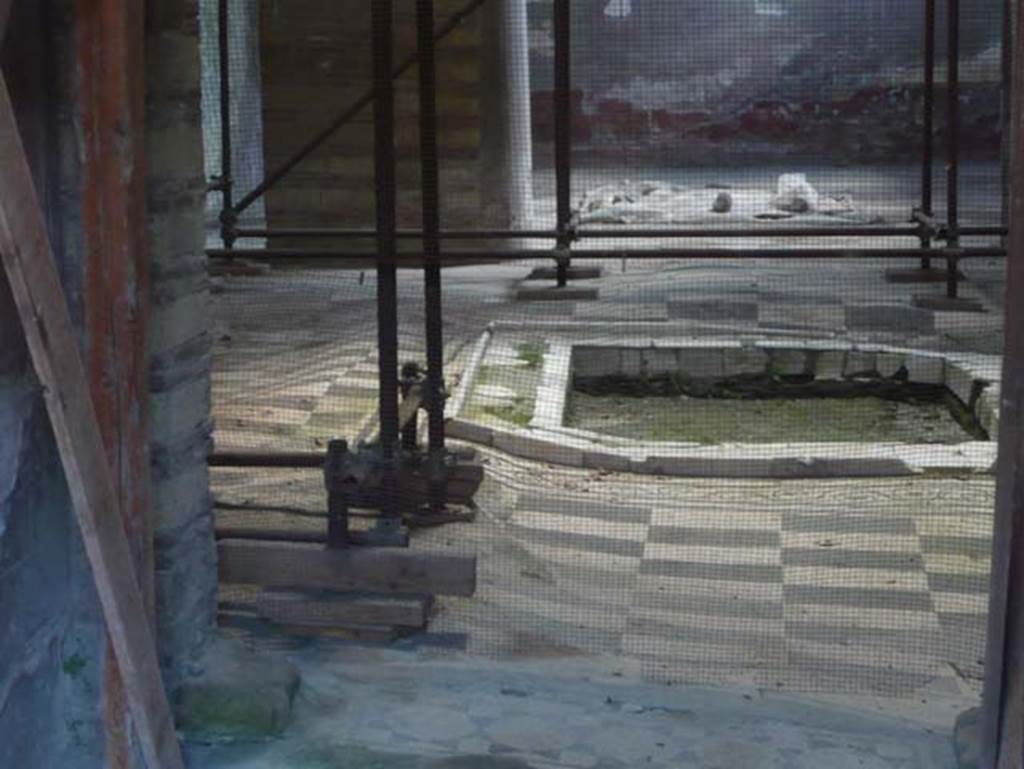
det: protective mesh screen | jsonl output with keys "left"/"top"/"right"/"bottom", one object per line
{"left": 202, "top": 0, "right": 1004, "bottom": 703}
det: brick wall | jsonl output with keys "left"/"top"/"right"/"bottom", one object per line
{"left": 258, "top": 0, "right": 489, "bottom": 238}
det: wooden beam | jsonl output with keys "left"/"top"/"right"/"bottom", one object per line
{"left": 256, "top": 589, "right": 433, "bottom": 629}
{"left": 73, "top": 0, "right": 152, "bottom": 760}
{"left": 0, "top": 76, "right": 185, "bottom": 769}
{"left": 218, "top": 539, "right": 477, "bottom": 597}
{"left": 75, "top": 0, "right": 152, "bottom": 614}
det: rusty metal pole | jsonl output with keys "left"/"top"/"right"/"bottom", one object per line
{"left": 416, "top": 0, "right": 448, "bottom": 513}
{"left": 217, "top": 0, "right": 236, "bottom": 250}
{"left": 920, "top": 0, "right": 936, "bottom": 269}
{"left": 371, "top": 0, "right": 401, "bottom": 527}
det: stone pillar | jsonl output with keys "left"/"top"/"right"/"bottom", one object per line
{"left": 146, "top": 0, "right": 218, "bottom": 687}
{"left": 481, "top": 0, "right": 534, "bottom": 231}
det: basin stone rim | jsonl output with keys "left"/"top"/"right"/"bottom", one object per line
{"left": 450, "top": 335, "right": 1001, "bottom": 478}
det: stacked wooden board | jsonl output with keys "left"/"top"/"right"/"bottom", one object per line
{"left": 218, "top": 540, "right": 476, "bottom": 639}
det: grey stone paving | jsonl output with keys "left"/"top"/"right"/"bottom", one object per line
{"left": 187, "top": 649, "right": 964, "bottom": 769}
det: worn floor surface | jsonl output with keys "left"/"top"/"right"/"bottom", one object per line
{"left": 187, "top": 647, "right": 964, "bottom": 769}
{"left": 209, "top": 167, "right": 1002, "bottom": 751}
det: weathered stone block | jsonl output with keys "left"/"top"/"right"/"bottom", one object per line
{"left": 174, "top": 641, "right": 300, "bottom": 741}
{"left": 767, "top": 349, "right": 809, "bottom": 376}
{"left": 952, "top": 707, "right": 981, "bottom": 769}
{"left": 813, "top": 351, "right": 846, "bottom": 380}
{"left": 904, "top": 354, "right": 945, "bottom": 384}
{"left": 846, "top": 304, "right": 935, "bottom": 334}
{"left": 722, "top": 347, "right": 769, "bottom": 377}
{"left": 582, "top": 451, "right": 634, "bottom": 473}
{"left": 151, "top": 291, "right": 212, "bottom": 355}
{"left": 977, "top": 387, "right": 1000, "bottom": 438}
{"left": 572, "top": 348, "right": 621, "bottom": 379}
{"left": 492, "top": 430, "right": 584, "bottom": 466}
{"left": 946, "top": 365, "right": 978, "bottom": 406}
{"left": 667, "top": 300, "right": 758, "bottom": 322}
{"left": 620, "top": 349, "right": 643, "bottom": 377}
{"left": 150, "top": 373, "right": 210, "bottom": 442}
{"left": 153, "top": 464, "right": 213, "bottom": 535}
{"left": 446, "top": 419, "right": 494, "bottom": 446}
{"left": 844, "top": 351, "right": 877, "bottom": 377}
{"left": 876, "top": 353, "right": 905, "bottom": 379}
{"left": 677, "top": 349, "right": 725, "bottom": 379}
{"left": 641, "top": 348, "right": 678, "bottom": 377}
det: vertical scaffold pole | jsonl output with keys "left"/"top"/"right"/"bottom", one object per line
{"left": 553, "top": 0, "right": 572, "bottom": 288}
{"left": 218, "top": 0, "right": 236, "bottom": 249}
{"left": 417, "top": 0, "right": 447, "bottom": 514}
{"left": 946, "top": 0, "right": 962, "bottom": 298}
{"left": 920, "top": 0, "right": 936, "bottom": 268}
{"left": 371, "top": 0, "right": 401, "bottom": 523}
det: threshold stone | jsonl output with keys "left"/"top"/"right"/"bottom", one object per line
{"left": 175, "top": 640, "right": 301, "bottom": 741}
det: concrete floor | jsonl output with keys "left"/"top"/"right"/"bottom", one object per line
{"left": 187, "top": 645, "right": 964, "bottom": 769}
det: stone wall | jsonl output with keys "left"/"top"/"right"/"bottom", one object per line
{"left": 0, "top": 0, "right": 215, "bottom": 765}
{"left": 258, "top": 0, "right": 486, "bottom": 235}
{"left": 527, "top": 0, "right": 1005, "bottom": 166}
{"left": 0, "top": 3, "right": 108, "bottom": 766}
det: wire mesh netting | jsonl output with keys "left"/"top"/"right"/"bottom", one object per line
{"left": 201, "top": 0, "right": 1005, "bottom": 702}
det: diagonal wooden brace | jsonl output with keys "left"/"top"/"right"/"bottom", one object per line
{"left": 0, "top": 75, "right": 185, "bottom": 769}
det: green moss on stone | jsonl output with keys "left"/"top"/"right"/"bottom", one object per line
{"left": 61, "top": 654, "right": 88, "bottom": 678}
{"left": 175, "top": 647, "right": 301, "bottom": 742}
{"left": 516, "top": 342, "right": 545, "bottom": 370}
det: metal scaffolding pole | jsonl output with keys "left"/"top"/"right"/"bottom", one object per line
{"left": 217, "top": 0, "right": 235, "bottom": 249}
{"left": 417, "top": 0, "right": 447, "bottom": 514}
{"left": 371, "top": 0, "right": 401, "bottom": 525}
{"left": 946, "top": 0, "right": 962, "bottom": 299}
{"left": 553, "top": 0, "right": 572, "bottom": 288}
{"left": 232, "top": 224, "right": 931, "bottom": 240}
{"left": 206, "top": 246, "right": 1007, "bottom": 263}
{"left": 920, "top": 0, "right": 936, "bottom": 269}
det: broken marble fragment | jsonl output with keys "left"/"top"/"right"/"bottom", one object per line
{"left": 772, "top": 173, "right": 820, "bottom": 213}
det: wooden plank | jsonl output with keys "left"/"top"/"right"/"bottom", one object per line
{"left": 275, "top": 623, "right": 402, "bottom": 643}
{"left": 73, "top": 0, "right": 153, "bottom": 758}
{"left": 218, "top": 539, "right": 477, "bottom": 597}
{"left": 256, "top": 589, "right": 432, "bottom": 628}
{"left": 0, "top": 77, "right": 185, "bottom": 769}
{"left": 214, "top": 526, "right": 408, "bottom": 547}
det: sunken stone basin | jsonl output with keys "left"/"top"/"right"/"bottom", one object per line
{"left": 449, "top": 337, "right": 1002, "bottom": 479}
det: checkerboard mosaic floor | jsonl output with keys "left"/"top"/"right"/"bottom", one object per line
{"left": 214, "top": 453, "right": 992, "bottom": 698}
{"left": 422, "top": 454, "right": 993, "bottom": 697}
{"left": 210, "top": 254, "right": 1000, "bottom": 699}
